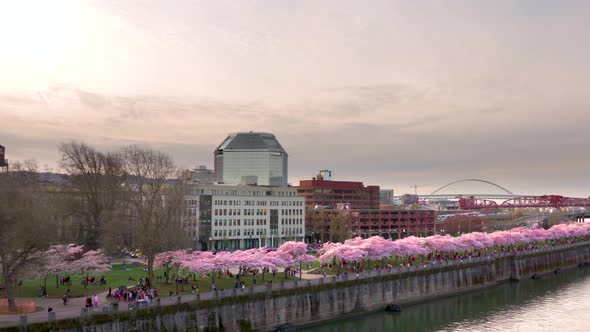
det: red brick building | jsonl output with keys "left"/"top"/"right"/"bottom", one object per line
{"left": 305, "top": 208, "right": 435, "bottom": 243}
{"left": 297, "top": 175, "right": 435, "bottom": 243}
{"left": 296, "top": 178, "right": 380, "bottom": 210}
{"left": 348, "top": 209, "right": 435, "bottom": 239}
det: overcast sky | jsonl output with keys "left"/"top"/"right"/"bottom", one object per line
{"left": 0, "top": 0, "right": 588, "bottom": 197}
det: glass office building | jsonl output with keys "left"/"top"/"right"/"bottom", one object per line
{"left": 214, "top": 132, "right": 288, "bottom": 187}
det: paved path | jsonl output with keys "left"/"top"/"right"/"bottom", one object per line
{"left": 0, "top": 288, "right": 135, "bottom": 328}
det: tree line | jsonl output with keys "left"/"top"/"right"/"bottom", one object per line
{"left": 0, "top": 142, "right": 190, "bottom": 311}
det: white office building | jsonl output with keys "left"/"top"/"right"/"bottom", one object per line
{"left": 214, "top": 132, "right": 288, "bottom": 187}
{"left": 184, "top": 183, "right": 305, "bottom": 251}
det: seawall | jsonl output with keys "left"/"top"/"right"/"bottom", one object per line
{"left": 10, "top": 241, "right": 590, "bottom": 332}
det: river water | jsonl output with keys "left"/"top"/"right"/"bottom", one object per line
{"left": 302, "top": 262, "right": 590, "bottom": 332}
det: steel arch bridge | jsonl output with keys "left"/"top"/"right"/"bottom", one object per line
{"left": 419, "top": 179, "right": 520, "bottom": 201}
{"left": 420, "top": 179, "right": 590, "bottom": 209}
{"left": 429, "top": 179, "right": 514, "bottom": 196}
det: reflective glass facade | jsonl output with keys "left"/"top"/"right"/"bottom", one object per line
{"left": 214, "top": 132, "right": 288, "bottom": 187}
{"left": 222, "top": 151, "right": 287, "bottom": 186}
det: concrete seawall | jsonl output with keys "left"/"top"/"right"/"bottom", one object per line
{"left": 12, "top": 241, "right": 590, "bottom": 332}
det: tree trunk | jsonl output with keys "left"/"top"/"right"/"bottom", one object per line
{"left": 3, "top": 271, "right": 17, "bottom": 313}
{"left": 147, "top": 254, "right": 155, "bottom": 281}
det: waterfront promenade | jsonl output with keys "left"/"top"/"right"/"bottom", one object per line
{"left": 2, "top": 241, "right": 589, "bottom": 330}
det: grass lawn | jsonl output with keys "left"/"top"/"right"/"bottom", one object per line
{"left": 7, "top": 263, "right": 299, "bottom": 299}
{"left": 11, "top": 263, "right": 148, "bottom": 298}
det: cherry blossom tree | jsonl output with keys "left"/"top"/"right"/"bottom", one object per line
{"left": 154, "top": 249, "right": 188, "bottom": 283}
{"left": 157, "top": 222, "right": 590, "bottom": 283}
{"left": 34, "top": 244, "right": 85, "bottom": 289}
{"left": 74, "top": 249, "right": 111, "bottom": 287}
{"left": 276, "top": 241, "right": 316, "bottom": 279}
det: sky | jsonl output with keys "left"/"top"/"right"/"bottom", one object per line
{"left": 0, "top": 0, "right": 589, "bottom": 197}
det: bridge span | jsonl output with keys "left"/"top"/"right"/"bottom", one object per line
{"left": 459, "top": 195, "right": 590, "bottom": 210}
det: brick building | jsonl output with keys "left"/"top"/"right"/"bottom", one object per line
{"left": 306, "top": 207, "right": 435, "bottom": 243}
{"left": 296, "top": 177, "right": 380, "bottom": 210}
{"left": 347, "top": 209, "right": 435, "bottom": 239}
{"left": 297, "top": 174, "right": 434, "bottom": 243}
{"left": 297, "top": 175, "right": 378, "bottom": 243}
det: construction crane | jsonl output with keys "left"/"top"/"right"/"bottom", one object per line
{"left": 410, "top": 185, "right": 427, "bottom": 196}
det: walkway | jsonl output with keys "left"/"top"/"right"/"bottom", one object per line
{"left": 1, "top": 241, "right": 587, "bottom": 329}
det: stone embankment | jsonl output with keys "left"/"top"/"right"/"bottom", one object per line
{"left": 4, "top": 241, "right": 590, "bottom": 332}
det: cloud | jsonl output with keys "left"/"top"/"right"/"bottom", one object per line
{"left": 1, "top": 79, "right": 589, "bottom": 198}
{"left": 0, "top": 1, "right": 589, "bottom": 197}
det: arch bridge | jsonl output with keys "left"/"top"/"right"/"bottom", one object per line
{"left": 419, "top": 179, "right": 590, "bottom": 210}
{"left": 420, "top": 179, "right": 521, "bottom": 201}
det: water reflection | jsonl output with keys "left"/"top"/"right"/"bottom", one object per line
{"left": 303, "top": 267, "right": 590, "bottom": 332}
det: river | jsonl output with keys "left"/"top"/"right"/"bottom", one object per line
{"left": 302, "top": 259, "right": 590, "bottom": 332}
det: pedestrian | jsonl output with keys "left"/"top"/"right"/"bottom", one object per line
{"left": 62, "top": 294, "right": 68, "bottom": 306}
{"left": 93, "top": 294, "right": 99, "bottom": 307}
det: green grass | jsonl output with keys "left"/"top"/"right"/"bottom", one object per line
{"left": 8, "top": 263, "right": 297, "bottom": 299}
{"left": 12, "top": 263, "right": 147, "bottom": 298}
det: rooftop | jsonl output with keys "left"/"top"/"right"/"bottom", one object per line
{"left": 215, "top": 132, "right": 287, "bottom": 154}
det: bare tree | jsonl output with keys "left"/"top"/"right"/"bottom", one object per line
{"left": 0, "top": 161, "right": 55, "bottom": 312}
{"left": 119, "top": 145, "right": 189, "bottom": 280}
{"left": 329, "top": 213, "right": 351, "bottom": 243}
{"left": 58, "top": 142, "right": 123, "bottom": 248}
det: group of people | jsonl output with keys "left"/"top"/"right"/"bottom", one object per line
{"left": 59, "top": 277, "right": 72, "bottom": 286}
{"left": 84, "top": 294, "right": 100, "bottom": 308}
{"left": 82, "top": 275, "right": 107, "bottom": 286}
{"left": 38, "top": 286, "right": 48, "bottom": 297}
{"left": 108, "top": 286, "right": 158, "bottom": 304}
